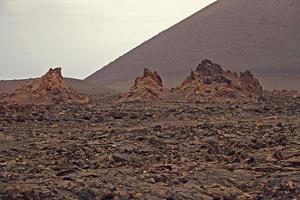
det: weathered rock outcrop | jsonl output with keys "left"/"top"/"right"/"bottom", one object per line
{"left": 119, "top": 68, "right": 164, "bottom": 102}
{"left": 2, "top": 68, "right": 89, "bottom": 105}
{"left": 176, "top": 59, "right": 263, "bottom": 102}
{"left": 118, "top": 60, "right": 263, "bottom": 103}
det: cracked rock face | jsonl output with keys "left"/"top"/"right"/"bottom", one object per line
{"left": 2, "top": 68, "right": 89, "bottom": 105}
{"left": 119, "top": 68, "right": 164, "bottom": 103}
{"left": 176, "top": 59, "right": 263, "bottom": 102}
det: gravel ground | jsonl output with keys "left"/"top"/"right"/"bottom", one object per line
{"left": 0, "top": 95, "right": 299, "bottom": 199}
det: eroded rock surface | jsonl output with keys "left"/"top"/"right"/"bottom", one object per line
{"left": 176, "top": 59, "right": 263, "bottom": 102}
{"left": 119, "top": 68, "right": 164, "bottom": 102}
{"left": 2, "top": 68, "right": 89, "bottom": 105}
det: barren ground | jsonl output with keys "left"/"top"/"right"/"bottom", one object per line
{"left": 0, "top": 95, "right": 299, "bottom": 199}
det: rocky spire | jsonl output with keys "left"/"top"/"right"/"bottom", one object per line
{"left": 2, "top": 68, "right": 89, "bottom": 105}
{"left": 119, "top": 68, "right": 164, "bottom": 103}
{"left": 196, "top": 59, "right": 223, "bottom": 76}
{"left": 176, "top": 59, "right": 263, "bottom": 102}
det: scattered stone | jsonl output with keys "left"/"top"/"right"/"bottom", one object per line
{"left": 0, "top": 94, "right": 299, "bottom": 199}
{"left": 56, "top": 169, "right": 76, "bottom": 176}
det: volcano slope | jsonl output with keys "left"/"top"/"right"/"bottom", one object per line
{"left": 0, "top": 94, "right": 300, "bottom": 199}
{"left": 85, "top": 0, "right": 300, "bottom": 91}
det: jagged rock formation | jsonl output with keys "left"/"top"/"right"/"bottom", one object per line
{"left": 119, "top": 68, "right": 164, "bottom": 102}
{"left": 175, "top": 59, "right": 263, "bottom": 102}
{"left": 119, "top": 60, "right": 263, "bottom": 103}
{"left": 2, "top": 68, "right": 89, "bottom": 105}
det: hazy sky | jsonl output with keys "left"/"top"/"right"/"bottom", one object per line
{"left": 0, "top": 0, "right": 216, "bottom": 80}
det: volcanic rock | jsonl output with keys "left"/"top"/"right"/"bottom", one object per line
{"left": 176, "top": 59, "right": 263, "bottom": 102}
{"left": 269, "top": 90, "right": 300, "bottom": 98}
{"left": 1, "top": 68, "right": 89, "bottom": 105}
{"left": 1, "top": 94, "right": 300, "bottom": 199}
{"left": 119, "top": 68, "right": 164, "bottom": 102}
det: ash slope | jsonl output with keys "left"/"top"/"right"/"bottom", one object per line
{"left": 86, "top": 0, "right": 300, "bottom": 90}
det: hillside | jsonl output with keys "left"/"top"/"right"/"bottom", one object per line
{"left": 86, "top": 0, "right": 300, "bottom": 91}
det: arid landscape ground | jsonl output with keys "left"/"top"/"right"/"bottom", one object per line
{"left": 1, "top": 94, "right": 300, "bottom": 199}
{"left": 1, "top": 0, "right": 300, "bottom": 199}
{"left": 0, "top": 60, "right": 300, "bottom": 200}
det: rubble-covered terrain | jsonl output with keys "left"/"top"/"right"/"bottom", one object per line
{"left": 0, "top": 94, "right": 299, "bottom": 199}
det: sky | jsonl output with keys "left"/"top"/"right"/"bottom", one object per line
{"left": 0, "top": 0, "right": 216, "bottom": 80}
